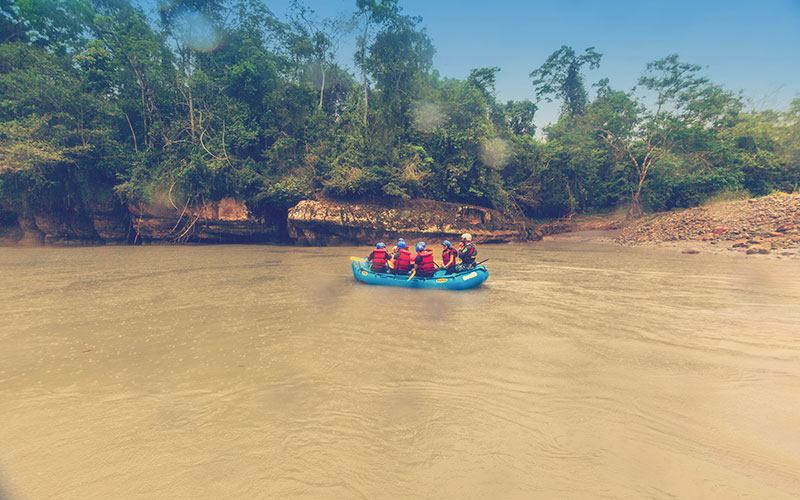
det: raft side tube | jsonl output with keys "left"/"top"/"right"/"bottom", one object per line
{"left": 351, "top": 261, "right": 488, "bottom": 290}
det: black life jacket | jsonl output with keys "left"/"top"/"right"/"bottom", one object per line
{"left": 460, "top": 243, "right": 477, "bottom": 265}
{"left": 417, "top": 249, "right": 435, "bottom": 274}
{"left": 442, "top": 248, "right": 458, "bottom": 267}
{"left": 394, "top": 248, "right": 412, "bottom": 272}
{"left": 369, "top": 248, "right": 388, "bottom": 271}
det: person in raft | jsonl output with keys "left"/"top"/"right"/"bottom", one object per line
{"left": 366, "top": 242, "right": 390, "bottom": 273}
{"left": 458, "top": 233, "right": 477, "bottom": 269}
{"left": 413, "top": 241, "right": 436, "bottom": 278}
{"left": 391, "top": 238, "right": 405, "bottom": 259}
{"left": 391, "top": 240, "right": 413, "bottom": 275}
{"left": 389, "top": 238, "right": 404, "bottom": 268}
{"left": 440, "top": 240, "right": 458, "bottom": 274}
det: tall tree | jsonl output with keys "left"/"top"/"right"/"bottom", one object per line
{"left": 366, "top": 11, "right": 433, "bottom": 132}
{"left": 287, "top": 0, "right": 345, "bottom": 109}
{"left": 529, "top": 45, "right": 602, "bottom": 116}
{"left": 504, "top": 100, "right": 537, "bottom": 136}
{"left": 353, "top": 0, "right": 398, "bottom": 127}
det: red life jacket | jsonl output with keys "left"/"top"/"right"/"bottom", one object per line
{"left": 417, "top": 249, "right": 435, "bottom": 274}
{"left": 394, "top": 248, "right": 412, "bottom": 272}
{"left": 442, "top": 248, "right": 458, "bottom": 267}
{"left": 369, "top": 248, "right": 388, "bottom": 271}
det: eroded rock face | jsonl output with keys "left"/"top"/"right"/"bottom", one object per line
{"left": 33, "top": 211, "right": 103, "bottom": 246}
{"left": 0, "top": 210, "right": 24, "bottom": 245}
{"left": 2, "top": 199, "right": 128, "bottom": 246}
{"left": 89, "top": 200, "right": 130, "bottom": 244}
{"left": 4, "top": 197, "right": 556, "bottom": 246}
{"left": 287, "top": 198, "right": 528, "bottom": 246}
{"left": 129, "top": 198, "right": 279, "bottom": 244}
{"left": 2, "top": 198, "right": 279, "bottom": 245}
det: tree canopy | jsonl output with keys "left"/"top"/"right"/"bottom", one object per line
{"left": 1, "top": 0, "right": 798, "bottom": 227}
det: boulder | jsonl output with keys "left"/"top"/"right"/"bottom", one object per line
{"left": 287, "top": 198, "right": 529, "bottom": 246}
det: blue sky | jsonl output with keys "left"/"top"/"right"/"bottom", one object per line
{"left": 146, "top": 0, "right": 800, "bottom": 127}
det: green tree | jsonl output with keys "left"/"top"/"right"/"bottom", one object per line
{"left": 530, "top": 46, "right": 602, "bottom": 116}
{"left": 599, "top": 55, "right": 743, "bottom": 216}
{"left": 366, "top": 11, "right": 434, "bottom": 133}
{"left": 504, "top": 100, "right": 537, "bottom": 136}
{"left": 353, "top": 0, "right": 398, "bottom": 127}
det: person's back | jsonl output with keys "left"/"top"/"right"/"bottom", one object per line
{"left": 393, "top": 241, "right": 413, "bottom": 274}
{"left": 367, "top": 242, "right": 389, "bottom": 273}
{"left": 414, "top": 242, "right": 435, "bottom": 277}
{"left": 458, "top": 233, "right": 477, "bottom": 268}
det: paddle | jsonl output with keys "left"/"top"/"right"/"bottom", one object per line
{"left": 350, "top": 256, "right": 367, "bottom": 262}
{"left": 476, "top": 259, "right": 489, "bottom": 266}
{"left": 407, "top": 269, "right": 416, "bottom": 281}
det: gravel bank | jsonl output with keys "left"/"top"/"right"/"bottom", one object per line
{"left": 616, "top": 193, "right": 800, "bottom": 259}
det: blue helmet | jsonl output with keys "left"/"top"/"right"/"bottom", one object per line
{"left": 416, "top": 241, "right": 426, "bottom": 252}
{"left": 397, "top": 238, "right": 405, "bottom": 245}
{"left": 397, "top": 241, "right": 407, "bottom": 249}
{"left": 442, "top": 240, "right": 451, "bottom": 248}
{"left": 376, "top": 242, "right": 386, "bottom": 249}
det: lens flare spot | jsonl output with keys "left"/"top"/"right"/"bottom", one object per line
{"left": 175, "top": 11, "right": 221, "bottom": 52}
{"left": 412, "top": 102, "right": 445, "bottom": 132}
{"left": 479, "top": 137, "right": 511, "bottom": 169}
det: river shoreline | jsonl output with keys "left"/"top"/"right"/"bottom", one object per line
{"left": 3, "top": 193, "right": 798, "bottom": 260}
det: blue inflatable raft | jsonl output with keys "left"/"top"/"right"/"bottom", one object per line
{"left": 351, "top": 260, "right": 488, "bottom": 290}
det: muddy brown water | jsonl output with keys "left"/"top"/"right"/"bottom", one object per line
{"left": 1, "top": 243, "right": 799, "bottom": 499}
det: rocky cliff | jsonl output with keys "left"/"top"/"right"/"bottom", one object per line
{"left": 2, "top": 197, "right": 564, "bottom": 247}
{"left": 1, "top": 207, "right": 105, "bottom": 246}
{"left": 1, "top": 198, "right": 281, "bottom": 246}
{"left": 128, "top": 198, "right": 279, "bottom": 244}
{"left": 287, "top": 198, "right": 548, "bottom": 246}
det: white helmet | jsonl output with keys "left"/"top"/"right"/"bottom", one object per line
{"left": 461, "top": 233, "right": 472, "bottom": 242}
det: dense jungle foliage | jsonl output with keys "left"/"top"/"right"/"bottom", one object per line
{"left": 1, "top": 0, "right": 799, "bottom": 222}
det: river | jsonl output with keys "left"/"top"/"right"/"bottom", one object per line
{"left": 1, "top": 242, "right": 799, "bottom": 499}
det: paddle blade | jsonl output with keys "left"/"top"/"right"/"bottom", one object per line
{"left": 407, "top": 269, "right": 416, "bottom": 281}
{"left": 350, "top": 256, "right": 367, "bottom": 262}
